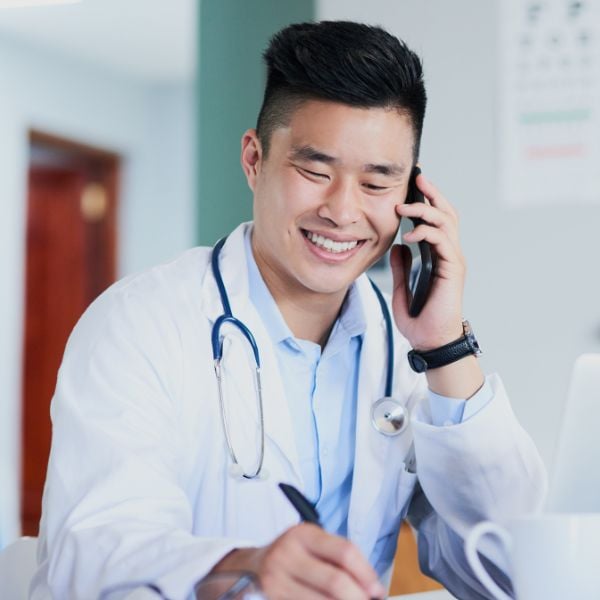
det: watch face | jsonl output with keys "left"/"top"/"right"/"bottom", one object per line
{"left": 408, "top": 351, "right": 428, "bottom": 373}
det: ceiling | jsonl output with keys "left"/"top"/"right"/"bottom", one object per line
{"left": 0, "top": 0, "right": 197, "bottom": 82}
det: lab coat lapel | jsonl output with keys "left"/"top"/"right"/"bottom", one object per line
{"left": 348, "top": 277, "right": 410, "bottom": 544}
{"left": 200, "top": 223, "right": 302, "bottom": 484}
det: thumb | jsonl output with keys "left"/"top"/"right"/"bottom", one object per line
{"left": 390, "top": 244, "right": 412, "bottom": 317}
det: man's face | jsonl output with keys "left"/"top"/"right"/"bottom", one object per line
{"left": 242, "top": 99, "right": 416, "bottom": 301}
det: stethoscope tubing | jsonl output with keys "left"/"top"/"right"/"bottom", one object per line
{"left": 368, "top": 279, "right": 394, "bottom": 398}
{"left": 210, "top": 236, "right": 405, "bottom": 480}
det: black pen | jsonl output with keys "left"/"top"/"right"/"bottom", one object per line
{"left": 278, "top": 482, "right": 322, "bottom": 526}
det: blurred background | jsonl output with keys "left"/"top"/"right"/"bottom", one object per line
{"left": 1, "top": 0, "right": 599, "bottom": 587}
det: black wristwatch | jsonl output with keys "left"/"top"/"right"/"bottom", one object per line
{"left": 407, "top": 320, "right": 482, "bottom": 373}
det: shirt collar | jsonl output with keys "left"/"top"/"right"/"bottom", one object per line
{"left": 244, "top": 226, "right": 366, "bottom": 350}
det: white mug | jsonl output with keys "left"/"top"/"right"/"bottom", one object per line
{"left": 465, "top": 513, "right": 600, "bottom": 600}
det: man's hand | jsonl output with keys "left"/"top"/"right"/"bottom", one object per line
{"left": 391, "top": 171, "right": 484, "bottom": 398}
{"left": 391, "top": 171, "right": 465, "bottom": 350}
{"left": 209, "top": 524, "right": 386, "bottom": 600}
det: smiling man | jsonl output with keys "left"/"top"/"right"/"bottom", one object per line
{"left": 34, "top": 21, "right": 546, "bottom": 600}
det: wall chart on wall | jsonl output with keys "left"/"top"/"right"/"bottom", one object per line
{"left": 499, "top": 0, "right": 600, "bottom": 207}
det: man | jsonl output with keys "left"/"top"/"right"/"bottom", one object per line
{"left": 32, "top": 21, "right": 546, "bottom": 600}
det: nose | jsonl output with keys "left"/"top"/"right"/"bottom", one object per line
{"left": 317, "top": 179, "right": 362, "bottom": 227}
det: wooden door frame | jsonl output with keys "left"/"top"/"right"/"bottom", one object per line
{"left": 30, "top": 129, "right": 121, "bottom": 165}
{"left": 21, "top": 129, "right": 121, "bottom": 535}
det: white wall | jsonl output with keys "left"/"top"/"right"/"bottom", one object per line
{"left": 0, "top": 33, "right": 195, "bottom": 545}
{"left": 319, "top": 0, "right": 600, "bottom": 469}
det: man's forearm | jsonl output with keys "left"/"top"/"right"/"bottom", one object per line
{"left": 425, "top": 355, "right": 485, "bottom": 399}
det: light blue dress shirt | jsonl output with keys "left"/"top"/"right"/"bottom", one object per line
{"left": 243, "top": 228, "right": 491, "bottom": 540}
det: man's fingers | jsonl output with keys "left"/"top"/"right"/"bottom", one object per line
{"left": 396, "top": 202, "right": 460, "bottom": 248}
{"left": 290, "top": 552, "right": 372, "bottom": 600}
{"left": 403, "top": 225, "right": 465, "bottom": 273}
{"left": 397, "top": 192, "right": 461, "bottom": 251}
{"left": 261, "top": 569, "right": 330, "bottom": 600}
{"left": 397, "top": 201, "right": 451, "bottom": 227}
{"left": 225, "top": 525, "right": 386, "bottom": 600}
{"left": 299, "top": 527, "right": 385, "bottom": 598}
{"left": 415, "top": 172, "right": 459, "bottom": 221}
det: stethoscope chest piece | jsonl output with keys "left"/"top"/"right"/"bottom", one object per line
{"left": 371, "top": 397, "right": 408, "bottom": 436}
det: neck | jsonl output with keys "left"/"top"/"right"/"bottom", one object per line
{"left": 273, "top": 287, "right": 345, "bottom": 347}
{"left": 251, "top": 240, "right": 347, "bottom": 347}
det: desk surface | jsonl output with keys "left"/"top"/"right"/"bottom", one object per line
{"left": 391, "top": 590, "right": 455, "bottom": 599}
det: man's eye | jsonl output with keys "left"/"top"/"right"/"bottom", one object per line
{"left": 299, "top": 167, "right": 329, "bottom": 180}
{"left": 363, "top": 183, "right": 388, "bottom": 191}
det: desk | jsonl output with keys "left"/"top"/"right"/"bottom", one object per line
{"left": 391, "top": 590, "right": 455, "bottom": 599}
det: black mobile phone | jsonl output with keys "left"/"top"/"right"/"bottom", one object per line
{"left": 401, "top": 166, "right": 436, "bottom": 317}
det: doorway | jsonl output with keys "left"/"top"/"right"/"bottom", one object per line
{"left": 21, "top": 131, "right": 120, "bottom": 536}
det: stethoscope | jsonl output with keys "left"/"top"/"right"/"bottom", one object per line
{"left": 211, "top": 236, "right": 409, "bottom": 480}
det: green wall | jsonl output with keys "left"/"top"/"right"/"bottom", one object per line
{"left": 197, "top": 0, "right": 315, "bottom": 245}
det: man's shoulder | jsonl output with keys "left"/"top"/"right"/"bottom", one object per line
{"left": 112, "top": 246, "right": 212, "bottom": 299}
{"left": 70, "top": 247, "right": 214, "bottom": 346}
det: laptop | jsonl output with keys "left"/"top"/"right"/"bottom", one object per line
{"left": 546, "top": 354, "right": 600, "bottom": 512}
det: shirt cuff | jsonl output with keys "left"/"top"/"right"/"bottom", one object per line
{"left": 426, "top": 378, "right": 493, "bottom": 426}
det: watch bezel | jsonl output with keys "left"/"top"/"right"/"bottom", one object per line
{"left": 462, "top": 320, "right": 482, "bottom": 356}
{"left": 407, "top": 351, "right": 428, "bottom": 373}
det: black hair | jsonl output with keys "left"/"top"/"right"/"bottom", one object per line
{"left": 256, "top": 21, "right": 427, "bottom": 160}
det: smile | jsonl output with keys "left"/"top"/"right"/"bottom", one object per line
{"left": 302, "top": 230, "right": 362, "bottom": 254}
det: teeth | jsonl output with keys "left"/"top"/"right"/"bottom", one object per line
{"left": 305, "top": 231, "right": 359, "bottom": 253}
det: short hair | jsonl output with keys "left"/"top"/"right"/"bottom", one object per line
{"left": 257, "top": 21, "right": 427, "bottom": 160}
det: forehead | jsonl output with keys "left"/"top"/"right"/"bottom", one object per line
{"left": 272, "top": 99, "right": 415, "bottom": 164}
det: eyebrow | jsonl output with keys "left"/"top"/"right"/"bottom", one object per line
{"left": 289, "top": 144, "right": 406, "bottom": 178}
{"left": 289, "top": 145, "right": 338, "bottom": 165}
{"left": 363, "top": 162, "right": 406, "bottom": 177}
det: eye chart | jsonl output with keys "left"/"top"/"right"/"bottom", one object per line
{"left": 499, "top": 0, "right": 600, "bottom": 207}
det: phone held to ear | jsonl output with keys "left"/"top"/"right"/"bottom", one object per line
{"left": 401, "top": 166, "right": 436, "bottom": 317}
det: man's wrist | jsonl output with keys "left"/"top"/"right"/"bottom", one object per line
{"left": 408, "top": 320, "right": 481, "bottom": 373}
{"left": 210, "top": 547, "right": 261, "bottom": 575}
{"left": 425, "top": 355, "right": 485, "bottom": 399}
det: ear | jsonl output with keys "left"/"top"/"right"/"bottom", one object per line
{"left": 240, "top": 129, "right": 263, "bottom": 192}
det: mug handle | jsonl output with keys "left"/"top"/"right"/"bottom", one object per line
{"left": 465, "top": 521, "right": 513, "bottom": 600}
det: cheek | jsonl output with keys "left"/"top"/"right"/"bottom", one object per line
{"left": 369, "top": 200, "right": 401, "bottom": 241}
{"left": 278, "top": 170, "right": 324, "bottom": 211}
{"left": 255, "top": 172, "right": 317, "bottom": 228}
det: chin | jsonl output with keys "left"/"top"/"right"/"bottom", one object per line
{"left": 299, "top": 269, "right": 361, "bottom": 296}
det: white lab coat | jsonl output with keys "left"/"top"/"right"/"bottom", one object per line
{"left": 31, "top": 223, "right": 546, "bottom": 600}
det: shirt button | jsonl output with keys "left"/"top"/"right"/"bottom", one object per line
{"left": 322, "top": 446, "right": 329, "bottom": 457}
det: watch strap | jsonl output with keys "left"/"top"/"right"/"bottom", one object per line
{"left": 407, "top": 322, "right": 481, "bottom": 373}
